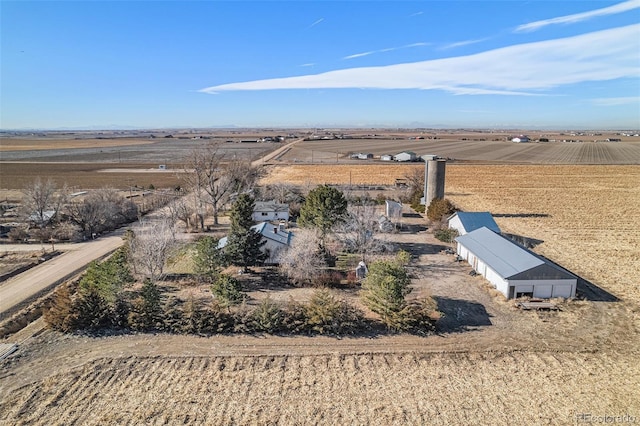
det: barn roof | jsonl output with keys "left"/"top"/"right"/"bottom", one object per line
{"left": 455, "top": 227, "right": 575, "bottom": 280}
{"left": 449, "top": 211, "right": 501, "bottom": 234}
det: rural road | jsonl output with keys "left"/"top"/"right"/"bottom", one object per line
{"left": 251, "top": 137, "right": 305, "bottom": 167}
{"left": 0, "top": 233, "right": 124, "bottom": 316}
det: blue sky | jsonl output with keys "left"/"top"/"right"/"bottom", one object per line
{"left": 1, "top": 0, "right": 639, "bottom": 130}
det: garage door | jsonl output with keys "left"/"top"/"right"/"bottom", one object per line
{"left": 552, "top": 285, "right": 572, "bottom": 298}
{"left": 533, "top": 285, "right": 553, "bottom": 299}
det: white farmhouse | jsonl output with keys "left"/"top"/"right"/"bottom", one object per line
{"left": 448, "top": 211, "right": 501, "bottom": 236}
{"left": 252, "top": 201, "right": 289, "bottom": 223}
{"left": 455, "top": 227, "right": 577, "bottom": 299}
{"left": 511, "top": 135, "right": 530, "bottom": 143}
{"left": 218, "top": 222, "right": 293, "bottom": 265}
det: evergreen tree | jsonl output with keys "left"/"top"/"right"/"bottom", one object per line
{"left": 361, "top": 260, "right": 413, "bottom": 331}
{"left": 211, "top": 274, "right": 244, "bottom": 308}
{"left": 224, "top": 194, "right": 266, "bottom": 271}
{"left": 73, "top": 286, "right": 112, "bottom": 330}
{"left": 193, "top": 236, "right": 226, "bottom": 282}
{"left": 129, "top": 278, "right": 163, "bottom": 330}
{"left": 298, "top": 185, "right": 348, "bottom": 235}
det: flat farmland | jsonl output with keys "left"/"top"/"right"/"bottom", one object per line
{"left": 0, "top": 162, "right": 184, "bottom": 191}
{"left": 262, "top": 164, "right": 640, "bottom": 305}
{"left": 2, "top": 350, "right": 637, "bottom": 425}
{"left": 280, "top": 138, "right": 640, "bottom": 164}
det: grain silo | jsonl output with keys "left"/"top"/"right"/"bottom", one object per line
{"left": 423, "top": 157, "right": 446, "bottom": 207}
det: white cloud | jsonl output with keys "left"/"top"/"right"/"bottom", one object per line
{"left": 441, "top": 38, "right": 489, "bottom": 50}
{"left": 300, "top": 63, "right": 316, "bottom": 67}
{"left": 591, "top": 97, "right": 640, "bottom": 106}
{"left": 308, "top": 18, "right": 324, "bottom": 29}
{"left": 200, "top": 24, "right": 640, "bottom": 96}
{"left": 343, "top": 51, "right": 376, "bottom": 60}
{"left": 343, "top": 42, "right": 428, "bottom": 60}
{"left": 515, "top": 0, "right": 640, "bottom": 32}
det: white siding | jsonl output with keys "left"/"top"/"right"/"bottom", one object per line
{"left": 510, "top": 279, "right": 577, "bottom": 299}
{"left": 449, "top": 216, "right": 466, "bottom": 235}
{"left": 486, "top": 266, "right": 509, "bottom": 297}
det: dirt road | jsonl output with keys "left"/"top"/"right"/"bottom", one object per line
{"left": 251, "top": 138, "right": 305, "bottom": 167}
{"left": 0, "top": 234, "right": 124, "bottom": 316}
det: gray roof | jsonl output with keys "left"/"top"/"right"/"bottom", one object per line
{"left": 254, "top": 201, "right": 289, "bottom": 213}
{"left": 218, "top": 221, "right": 292, "bottom": 248}
{"left": 450, "top": 211, "right": 501, "bottom": 234}
{"left": 456, "top": 227, "right": 542, "bottom": 278}
{"left": 455, "top": 227, "right": 575, "bottom": 281}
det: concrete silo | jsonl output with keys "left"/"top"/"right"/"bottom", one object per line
{"left": 423, "top": 158, "right": 446, "bottom": 207}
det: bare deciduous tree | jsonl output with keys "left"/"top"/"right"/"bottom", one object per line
{"left": 182, "top": 145, "right": 259, "bottom": 227}
{"left": 129, "top": 217, "right": 177, "bottom": 283}
{"left": 335, "top": 201, "right": 390, "bottom": 262}
{"left": 66, "top": 188, "right": 137, "bottom": 238}
{"left": 22, "top": 178, "right": 67, "bottom": 228}
{"left": 278, "top": 228, "right": 327, "bottom": 286}
{"left": 165, "top": 194, "right": 196, "bottom": 232}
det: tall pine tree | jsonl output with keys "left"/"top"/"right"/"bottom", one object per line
{"left": 224, "top": 194, "right": 266, "bottom": 272}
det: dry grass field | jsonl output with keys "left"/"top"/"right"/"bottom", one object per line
{"left": 2, "top": 351, "right": 638, "bottom": 425}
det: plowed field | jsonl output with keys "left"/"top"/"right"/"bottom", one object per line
{"left": 2, "top": 351, "right": 638, "bottom": 425}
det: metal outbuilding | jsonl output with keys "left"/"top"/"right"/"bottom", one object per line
{"left": 455, "top": 227, "right": 577, "bottom": 299}
{"left": 448, "top": 211, "right": 501, "bottom": 235}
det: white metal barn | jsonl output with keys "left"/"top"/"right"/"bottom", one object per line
{"left": 455, "top": 227, "right": 577, "bottom": 299}
{"left": 448, "top": 211, "right": 501, "bottom": 235}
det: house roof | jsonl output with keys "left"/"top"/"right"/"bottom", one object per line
{"left": 455, "top": 227, "right": 575, "bottom": 281}
{"left": 395, "top": 151, "right": 416, "bottom": 156}
{"left": 218, "top": 221, "right": 292, "bottom": 248}
{"left": 449, "top": 211, "right": 501, "bottom": 234}
{"left": 254, "top": 201, "right": 289, "bottom": 213}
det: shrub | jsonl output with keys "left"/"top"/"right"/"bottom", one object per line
{"left": 434, "top": 228, "right": 459, "bottom": 243}
{"left": 248, "top": 297, "right": 285, "bottom": 333}
{"left": 305, "top": 289, "right": 364, "bottom": 335}
{"left": 43, "top": 286, "right": 77, "bottom": 332}
{"left": 426, "top": 198, "right": 457, "bottom": 222}
{"left": 311, "top": 270, "right": 344, "bottom": 288}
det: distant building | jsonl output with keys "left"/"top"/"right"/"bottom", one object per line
{"left": 380, "top": 154, "right": 393, "bottom": 161}
{"left": 511, "top": 135, "right": 530, "bottom": 143}
{"left": 394, "top": 151, "right": 417, "bottom": 162}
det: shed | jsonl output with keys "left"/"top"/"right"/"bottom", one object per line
{"left": 252, "top": 201, "right": 289, "bottom": 222}
{"left": 380, "top": 154, "right": 393, "bottom": 161}
{"left": 448, "top": 211, "right": 501, "bottom": 235}
{"left": 394, "top": 151, "right": 417, "bottom": 162}
{"left": 455, "top": 227, "right": 577, "bottom": 299}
